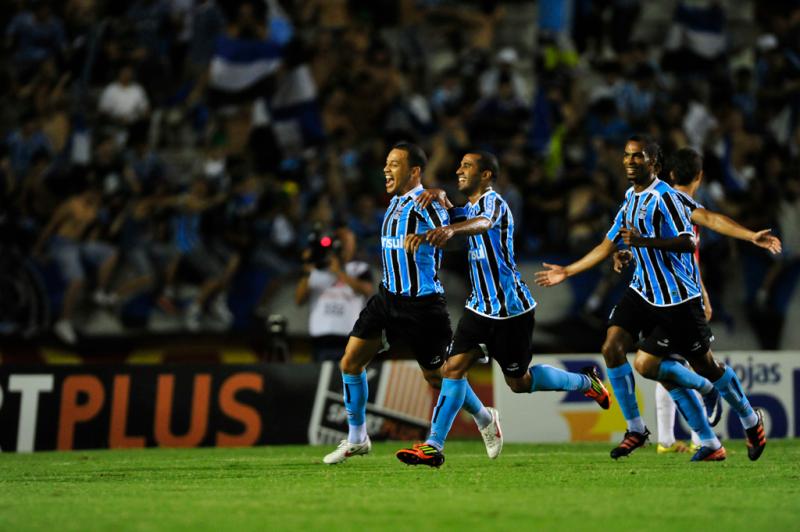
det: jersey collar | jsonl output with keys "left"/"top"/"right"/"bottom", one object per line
{"left": 468, "top": 187, "right": 494, "bottom": 206}
{"left": 398, "top": 184, "right": 423, "bottom": 199}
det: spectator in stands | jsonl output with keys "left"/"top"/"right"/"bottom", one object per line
{"left": 5, "top": 0, "right": 66, "bottom": 80}
{"left": 98, "top": 64, "right": 150, "bottom": 127}
{"left": 6, "top": 110, "right": 53, "bottom": 183}
{"left": 169, "top": 176, "right": 238, "bottom": 331}
{"left": 33, "top": 184, "right": 120, "bottom": 344}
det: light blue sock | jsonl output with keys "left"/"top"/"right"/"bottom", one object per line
{"left": 342, "top": 370, "right": 368, "bottom": 443}
{"left": 713, "top": 366, "right": 758, "bottom": 429}
{"left": 668, "top": 388, "right": 719, "bottom": 448}
{"left": 462, "top": 384, "right": 493, "bottom": 429}
{"left": 426, "top": 378, "right": 467, "bottom": 450}
{"left": 607, "top": 363, "right": 645, "bottom": 432}
{"left": 657, "top": 360, "right": 713, "bottom": 393}
{"left": 529, "top": 364, "right": 590, "bottom": 392}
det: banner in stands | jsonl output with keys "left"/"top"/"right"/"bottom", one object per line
{"left": 494, "top": 351, "right": 800, "bottom": 443}
{"left": 0, "top": 361, "right": 434, "bottom": 452}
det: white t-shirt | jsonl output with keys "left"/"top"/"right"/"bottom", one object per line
{"left": 308, "top": 261, "right": 371, "bottom": 337}
{"left": 98, "top": 82, "right": 149, "bottom": 122}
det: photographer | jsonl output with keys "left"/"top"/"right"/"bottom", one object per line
{"left": 295, "top": 227, "right": 373, "bottom": 362}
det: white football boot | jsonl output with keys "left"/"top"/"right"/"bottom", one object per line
{"left": 479, "top": 407, "right": 503, "bottom": 459}
{"left": 323, "top": 437, "right": 372, "bottom": 464}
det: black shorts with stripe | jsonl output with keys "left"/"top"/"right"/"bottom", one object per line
{"left": 349, "top": 284, "right": 452, "bottom": 370}
{"left": 450, "top": 308, "right": 535, "bottom": 378}
{"left": 608, "top": 288, "right": 712, "bottom": 358}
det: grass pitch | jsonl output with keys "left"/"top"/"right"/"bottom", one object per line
{"left": 1, "top": 440, "right": 799, "bottom": 531}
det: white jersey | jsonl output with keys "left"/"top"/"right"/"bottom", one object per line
{"left": 308, "top": 261, "right": 371, "bottom": 337}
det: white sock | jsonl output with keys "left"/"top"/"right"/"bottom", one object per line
{"left": 700, "top": 436, "right": 721, "bottom": 450}
{"left": 655, "top": 383, "right": 676, "bottom": 446}
{"left": 473, "top": 406, "right": 493, "bottom": 430}
{"left": 627, "top": 416, "right": 646, "bottom": 434}
{"left": 741, "top": 411, "right": 759, "bottom": 430}
{"left": 348, "top": 424, "right": 367, "bottom": 444}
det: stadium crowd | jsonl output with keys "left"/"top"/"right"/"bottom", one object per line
{"left": 1, "top": 0, "right": 798, "bottom": 348}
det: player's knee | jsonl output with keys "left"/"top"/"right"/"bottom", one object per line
{"left": 508, "top": 381, "right": 529, "bottom": 393}
{"left": 601, "top": 341, "right": 625, "bottom": 365}
{"left": 633, "top": 355, "right": 659, "bottom": 380}
{"left": 339, "top": 354, "right": 361, "bottom": 375}
{"left": 424, "top": 371, "right": 443, "bottom": 389}
{"left": 505, "top": 376, "right": 530, "bottom": 393}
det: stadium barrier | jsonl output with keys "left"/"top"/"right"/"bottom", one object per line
{"left": 494, "top": 351, "right": 800, "bottom": 442}
{"left": 0, "top": 361, "right": 443, "bottom": 452}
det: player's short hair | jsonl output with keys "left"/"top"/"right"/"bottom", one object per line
{"left": 669, "top": 147, "right": 703, "bottom": 186}
{"left": 627, "top": 134, "right": 663, "bottom": 169}
{"left": 471, "top": 150, "right": 500, "bottom": 181}
{"left": 392, "top": 141, "right": 427, "bottom": 172}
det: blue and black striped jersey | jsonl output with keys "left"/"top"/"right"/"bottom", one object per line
{"left": 674, "top": 189, "right": 705, "bottom": 299}
{"left": 606, "top": 178, "right": 701, "bottom": 306}
{"left": 381, "top": 185, "right": 448, "bottom": 297}
{"left": 463, "top": 189, "right": 536, "bottom": 318}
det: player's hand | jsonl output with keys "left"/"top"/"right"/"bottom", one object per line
{"left": 534, "top": 263, "right": 568, "bottom": 287}
{"left": 612, "top": 250, "right": 633, "bottom": 273}
{"left": 416, "top": 188, "right": 448, "bottom": 209}
{"left": 425, "top": 226, "right": 455, "bottom": 248}
{"left": 404, "top": 233, "right": 426, "bottom": 254}
{"left": 751, "top": 229, "right": 782, "bottom": 255}
{"left": 619, "top": 228, "right": 643, "bottom": 246}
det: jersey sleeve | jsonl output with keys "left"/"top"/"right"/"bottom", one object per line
{"left": 658, "top": 190, "right": 694, "bottom": 237}
{"left": 448, "top": 206, "right": 468, "bottom": 222}
{"left": 417, "top": 201, "right": 449, "bottom": 229}
{"left": 605, "top": 203, "right": 627, "bottom": 247}
{"left": 475, "top": 193, "right": 504, "bottom": 226}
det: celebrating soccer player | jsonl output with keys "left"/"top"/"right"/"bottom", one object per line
{"left": 323, "top": 142, "right": 499, "bottom": 465}
{"left": 536, "top": 135, "right": 771, "bottom": 461}
{"left": 394, "top": 151, "right": 610, "bottom": 468}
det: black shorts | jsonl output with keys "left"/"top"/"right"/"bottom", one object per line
{"left": 609, "top": 288, "right": 712, "bottom": 358}
{"left": 451, "top": 308, "right": 535, "bottom": 378}
{"left": 350, "top": 285, "right": 452, "bottom": 370}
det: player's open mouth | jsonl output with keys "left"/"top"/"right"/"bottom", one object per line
{"left": 385, "top": 176, "right": 394, "bottom": 188}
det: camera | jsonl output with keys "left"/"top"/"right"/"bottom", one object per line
{"left": 306, "top": 225, "right": 341, "bottom": 269}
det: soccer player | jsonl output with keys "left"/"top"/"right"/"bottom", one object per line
{"left": 323, "top": 142, "right": 499, "bottom": 465}
{"left": 394, "top": 151, "right": 610, "bottom": 467}
{"left": 629, "top": 147, "right": 781, "bottom": 454}
{"left": 536, "top": 135, "right": 769, "bottom": 462}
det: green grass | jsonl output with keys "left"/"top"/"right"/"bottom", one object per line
{"left": 1, "top": 441, "right": 799, "bottom": 531}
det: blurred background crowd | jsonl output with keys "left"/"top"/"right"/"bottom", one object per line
{"left": 1, "top": 0, "right": 799, "bottom": 353}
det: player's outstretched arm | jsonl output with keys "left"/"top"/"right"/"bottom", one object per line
{"left": 690, "top": 208, "right": 782, "bottom": 254}
{"left": 535, "top": 238, "right": 617, "bottom": 287}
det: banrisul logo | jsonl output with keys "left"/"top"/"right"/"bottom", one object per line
{"left": 558, "top": 360, "right": 633, "bottom": 442}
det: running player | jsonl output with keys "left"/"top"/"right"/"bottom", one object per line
{"left": 394, "top": 151, "right": 610, "bottom": 467}
{"left": 536, "top": 135, "right": 769, "bottom": 462}
{"left": 629, "top": 147, "right": 781, "bottom": 454}
{"left": 323, "top": 142, "right": 499, "bottom": 464}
